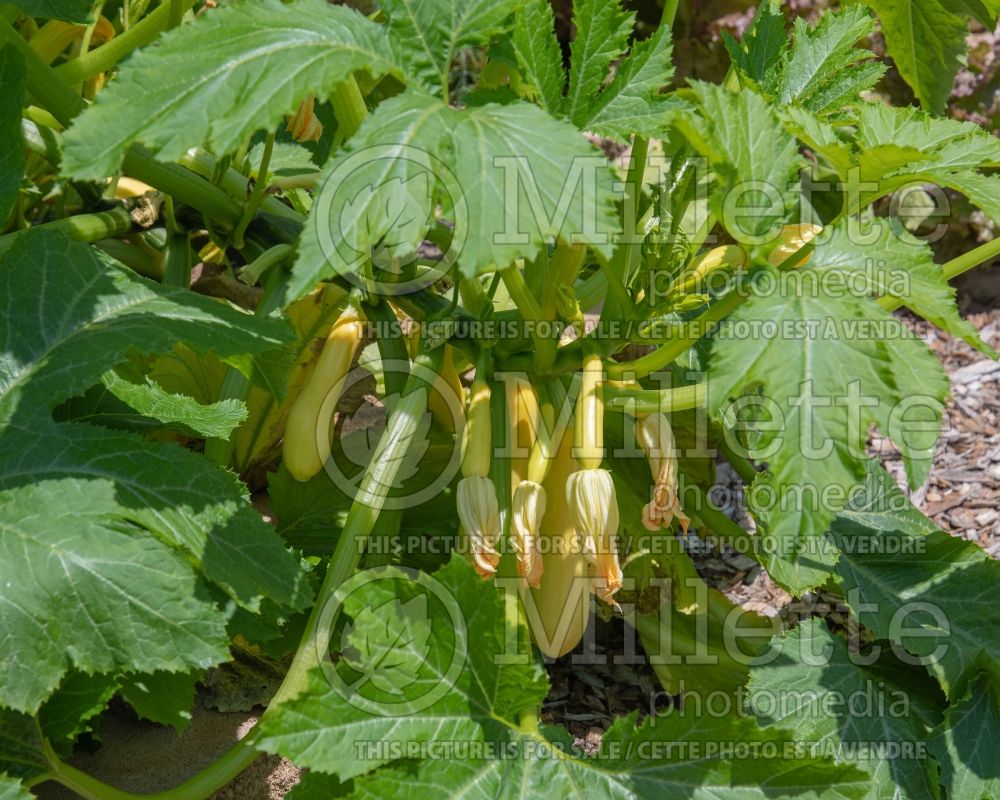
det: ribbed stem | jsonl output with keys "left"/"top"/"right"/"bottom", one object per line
{"left": 54, "top": 0, "right": 198, "bottom": 85}
{"left": 0, "top": 207, "right": 133, "bottom": 254}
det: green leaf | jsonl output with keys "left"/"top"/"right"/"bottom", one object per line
{"left": 510, "top": 0, "right": 565, "bottom": 115}
{"left": 680, "top": 83, "right": 803, "bottom": 239}
{"left": 0, "top": 45, "right": 25, "bottom": 228}
{"left": 707, "top": 226, "right": 949, "bottom": 594}
{"left": 256, "top": 555, "right": 549, "bottom": 779}
{"left": 0, "top": 232, "right": 310, "bottom": 711}
{"left": 864, "top": 0, "right": 968, "bottom": 113}
{"left": 928, "top": 674, "right": 1000, "bottom": 800}
{"left": 0, "top": 774, "right": 33, "bottom": 800}
{"left": 830, "top": 520, "right": 1000, "bottom": 699}
{"left": 579, "top": 23, "right": 684, "bottom": 140}
{"left": 723, "top": 0, "right": 787, "bottom": 94}
{"left": 948, "top": 0, "right": 1000, "bottom": 26}
{"left": 62, "top": 0, "right": 396, "bottom": 180}
{"left": 7, "top": 0, "right": 93, "bottom": 22}
{"left": 382, "top": 0, "right": 520, "bottom": 97}
{"left": 839, "top": 459, "right": 939, "bottom": 537}
{"left": 37, "top": 671, "right": 119, "bottom": 748}
{"left": 851, "top": 104, "right": 1000, "bottom": 226}
{"left": 260, "top": 557, "right": 866, "bottom": 798}
{"left": 779, "top": 7, "right": 884, "bottom": 114}
{"left": 806, "top": 221, "right": 993, "bottom": 355}
{"left": 287, "top": 772, "right": 352, "bottom": 799}
{"left": 0, "top": 231, "right": 291, "bottom": 426}
{"left": 100, "top": 370, "right": 248, "bottom": 439}
{"left": 0, "top": 479, "right": 230, "bottom": 714}
{"left": 749, "top": 619, "right": 942, "bottom": 799}
{"left": 290, "top": 90, "right": 618, "bottom": 298}
{"left": 350, "top": 712, "right": 870, "bottom": 800}
{"left": 0, "top": 709, "right": 46, "bottom": 782}
{"left": 120, "top": 670, "right": 200, "bottom": 733}
{"left": 562, "top": 0, "right": 633, "bottom": 125}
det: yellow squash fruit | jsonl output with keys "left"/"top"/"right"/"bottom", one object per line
{"left": 768, "top": 223, "right": 823, "bottom": 269}
{"left": 282, "top": 306, "right": 363, "bottom": 481}
{"left": 524, "top": 431, "right": 590, "bottom": 658}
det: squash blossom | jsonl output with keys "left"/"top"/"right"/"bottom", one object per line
{"left": 636, "top": 413, "right": 690, "bottom": 534}
{"left": 286, "top": 95, "right": 324, "bottom": 143}
{"left": 457, "top": 474, "right": 501, "bottom": 578}
{"left": 768, "top": 223, "right": 823, "bottom": 269}
{"left": 459, "top": 372, "right": 501, "bottom": 577}
{"left": 511, "top": 480, "right": 545, "bottom": 588}
{"left": 566, "top": 353, "right": 623, "bottom": 607}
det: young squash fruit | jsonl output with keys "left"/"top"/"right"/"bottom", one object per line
{"left": 282, "top": 305, "right": 364, "bottom": 481}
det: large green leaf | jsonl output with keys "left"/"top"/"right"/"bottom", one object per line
{"left": 256, "top": 556, "right": 548, "bottom": 779}
{"left": 0, "top": 479, "right": 229, "bottom": 714}
{"left": 260, "top": 558, "right": 868, "bottom": 798}
{"left": 707, "top": 224, "right": 950, "bottom": 594}
{"left": 0, "top": 231, "right": 309, "bottom": 711}
{"left": 928, "top": 675, "right": 1000, "bottom": 800}
{"left": 749, "top": 619, "right": 942, "bottom": 800}
{"left": 805, "top": 221, "right": 992, "bottom": 355}
{"left": 864, "top": 0, "right": 968, "bottom": 113}
{"left": 382, "top": 0, "right": 520, "bottom": 97}
{"left": 830, "top": 519, "right": 1000, "bottom": 700}
{"left": 348, "top": 711, "right": 870, "bottom": 800}
{"left": 778, "top": 7, "right": 885, "bottom": 114}
{"left": 290, "top": 90, "right": 618, "bottom": 298}
{"left": 852, "top": 104, "right": 1000, "bottom": 225}
{"left": 0, "top": 45, "right": 25, "bottom": 228}
{"left": 679, "top": 83, "right": 803, "bottom": 240}
{"left": 7, "top": 0, "right": 93, "bottom": 22}
{"left": 62, "top": 0, "right": 397, "bottom": 179}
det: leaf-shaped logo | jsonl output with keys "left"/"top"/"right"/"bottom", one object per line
{"left": 339, "top": 400, "right": 432, "bottom": 491}
{"left": 339, "top": 172, "right": 433, "bottom": 271}
{"left": 340, "top": 593, "right": 432, "bottom": 696}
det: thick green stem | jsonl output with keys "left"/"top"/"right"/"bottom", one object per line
{"left": 0, "top": 207, "right": 133, "bottom": 254}
{"left": 878, "top": 236, "right": 1000, "bottom": 313}
{"left": 601, "top": 136, "right": 649, "bottom": 324}
{"left": 0, "top": 20, "right": 86, "bottom": 125}
{"left": 168, "top": 0, "right": 186, "bottom": 29}
{"left": 605, "top": 288, "right": 747, "bottom": 379}
{"left": 233, "top": 131, "right": 275, "bottom": 249}
{"left": 329, "top": 78, "right": 367, "bottom": 141}
{"left": 662, "top": 0, "right": 681, "bottom": 26}
{"left": 46, "top": 741, "right": 258, "bottom": 800}
{"left": 604, "top": 382, "right": 704, "bottom": 415}
{"left": 54, "top": 0, "right": 198, "bottom": 85}
{"left": 502, "top": 264, "right": 550, "bottom": 368}
{"left": 270, "top": 346, "right": 440, "bottom": 704}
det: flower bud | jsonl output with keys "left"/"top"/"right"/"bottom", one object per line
{"left": 286, "top": 95, "right": 324, "bottom": 144}
{"left": 511, "top": 480, "right": 545, "bottom": 588}
{"left": 457, "top": 475, "right": 501, "bottom": 578}
{"left": 636, "top": 413, "right": 690, "bottom": 534}
{"left": 565, "top": 469, "right": 622, "bottom": 606}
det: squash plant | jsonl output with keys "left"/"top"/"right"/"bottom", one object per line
{"left": 0, "top": 0, "right": 999, "bottom": 798}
